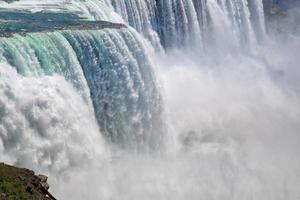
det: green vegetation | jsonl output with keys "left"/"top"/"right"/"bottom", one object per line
{"left": 0, "top": 163, "right": 51, "bottom": 200}
{"left": 0, "top": 164, "right": 34, "bottom": 200}
{"left": 0, "top": 180, "right": 32, "bottom": 200}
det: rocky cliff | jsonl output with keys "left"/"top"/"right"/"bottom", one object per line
{"left": 0, "top": 163, "right": 56, "bottom": 200}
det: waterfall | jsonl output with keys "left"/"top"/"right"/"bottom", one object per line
{"left": 0, "top": 28, "right": 164, "bottom": 154}
{"left": 1, "top": 0, "right": 300, "bottom": 199}
{"left": 0, "top": 0, "right": 266, "bottom": 49}
{"left": 0, "top": 61, "right": 105, "bottom": 172}
{"left": 62, "top": 29, "right": 164, "bottom": 150}
{"left": 108, "top": 0, "right": 266, "bottom": 48}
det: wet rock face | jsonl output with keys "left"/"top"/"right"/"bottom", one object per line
{"left": 263, "top": 0, "right": 300, "bottom": 14}
{"left": 263, "top": 0, "right": 273, "bottom": 12}
{"left": 0, "top": 163, "right": 56, "bottom": 200}
{"left": 263, "top": 0, "right": 284, "bottom": 16}
{"left": 262, "top": 0, "right": 300, "bottom": 35}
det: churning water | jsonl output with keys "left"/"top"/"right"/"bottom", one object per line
{"left": 0, "top": 0, "right": 299, "bottom": 199}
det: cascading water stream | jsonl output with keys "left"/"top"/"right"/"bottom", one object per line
{"left": 0, "top": 0, "right": 266, "bottom": 49}
{"left": 61, "top": 29, "right": 164, "bottom": 150}
{"left": 0, "top": 0, "right": 300, "bottom": 199}
{"left": 0, "top": 28, "right": 164, "bottom": 169}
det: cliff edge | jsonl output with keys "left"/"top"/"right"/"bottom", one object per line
{"left": 0, "top": 163, "right": 56, "bottom": 200}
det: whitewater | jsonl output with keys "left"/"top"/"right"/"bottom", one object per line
{"left": 0, "top": 0, "right": 300, "bottom": 199}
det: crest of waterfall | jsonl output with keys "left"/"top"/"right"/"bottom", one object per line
{"left": 106, "top": 0, "right": 266, "bottom": 49}
{"left": 0, "top": 0, "right": 266, "bottom": 50}
{"left": 109, "top": 0, "right": 162, "bottom": 49}
{"left": 0, "top": 28, "right": 164, "bottom": 154}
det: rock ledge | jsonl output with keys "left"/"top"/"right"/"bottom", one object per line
{"left": 0, "top": 163, "right": 56, "bottom": 200}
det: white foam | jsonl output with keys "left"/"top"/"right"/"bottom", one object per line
{"left": 0, "top": 62, "right": 107, "bottom": 174}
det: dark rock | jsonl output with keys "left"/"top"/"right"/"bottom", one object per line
{"left": 41, "top": 182, "right": 50, "bottom": 190}
{"left": 26, "top": 184, "right": 34, "bottom": 194}
{"left": 0, "top": 163, "right": 56, "bottom": 200}
{"left": 38, "top": 175, "right": 48, "bottom": 183}
{"left": 18, "top": 175, "right": 26, "bottom": 181}
{"left": 38, "top": 175, "right": 50, "bottom": 190}
{"left": 1, "top": 193, "right": 8, "bottom": 197}
{"left": 31, "top": 178, "right": 40, "bottom": 187}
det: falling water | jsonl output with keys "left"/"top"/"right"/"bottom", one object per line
{"left": 0, "top": 0, "right": 265, "bottom": 49}
{"left": 0, "top": 0, "right": 300, "bottom": 199}
{"left": 0, "top": 28, "right": 164, "bottom": 152}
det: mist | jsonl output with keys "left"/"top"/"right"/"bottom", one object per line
{"left": 46, "top": 11, "right": 300, "bottom": 200}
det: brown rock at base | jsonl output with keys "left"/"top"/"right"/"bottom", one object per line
{"left": 0, "top": 163, "right": 56, "bottom": 200}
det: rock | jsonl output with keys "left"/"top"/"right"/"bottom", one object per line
{"left": 41, "top": 182, "right": 50, "bottom": 190}
{"left": 26, "top": 184, "right": 34, "bottom": 194}
{"left": 38, "top": 175, "right": 48, "bottom": 183}
{"left": 18, "top": 175, "right": 26, "bottom": 181}
{"left": 31, "top": 178, "right": 40, "bottom": 187}
{"left": 37, "top": 174, "right": 50, "bottom": 190}
{"left": 0, "top": 163, "right": 56, "bottom": 200}
{"left": 1, "top": 193, "right": 8, "bottom": 197}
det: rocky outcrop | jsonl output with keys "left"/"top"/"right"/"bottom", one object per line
{"left": 0, "top": 163, "right": 56, "bottom": 200}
